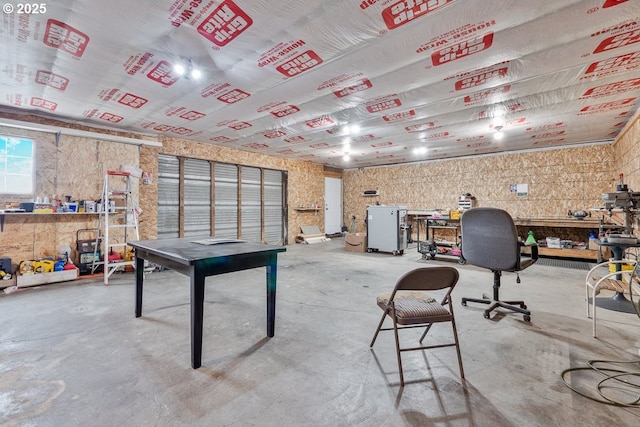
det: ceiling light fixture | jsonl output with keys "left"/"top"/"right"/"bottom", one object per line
{"left": 493, "top": 106, "right": 507, "bottom": 118}
{"left": 173, "top": 58, "right": 202, "bottom": 80}
{"left": 413, "top": 146, "right": 427, "bottom": 155}
{"left": 342, "top": 124, "right": 360, "bottom": 135}
{"left": 493, "top": 126, "right": 505, "bottom": 141}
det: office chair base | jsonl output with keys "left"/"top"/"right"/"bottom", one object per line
{"left": 461, "top": 297, "right": 531, "bottom": 322}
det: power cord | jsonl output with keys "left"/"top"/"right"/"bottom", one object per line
{"left": 563, "top": 261, "right": 640, "bottom": 406}
{"left": 561, "top": 360, "right": 640, "bottom": 406}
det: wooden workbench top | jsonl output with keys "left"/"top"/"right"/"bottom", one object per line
{"left": 513, "top": 218, "right": 601, "bottom": 228}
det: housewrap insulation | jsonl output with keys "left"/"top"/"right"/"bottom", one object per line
{"left": 1, "top": 0, "right": 640, "bottom": 168}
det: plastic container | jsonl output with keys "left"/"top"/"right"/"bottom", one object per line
{"left": 546, "top": 237, "right": 561, "bottom": 249}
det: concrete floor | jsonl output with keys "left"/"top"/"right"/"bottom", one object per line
{"left": 1, "top": 237, "right": 640, "bottom": 427}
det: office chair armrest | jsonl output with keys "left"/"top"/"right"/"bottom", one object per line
{"left": 516, "top": 241, "right": 539, "bottom": 270}
{"left": 527, "top": 242, "right": 539, "bottom": 262}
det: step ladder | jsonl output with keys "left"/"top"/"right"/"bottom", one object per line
{"left": 91, "top": 170, "right": 140, "bottom": 285}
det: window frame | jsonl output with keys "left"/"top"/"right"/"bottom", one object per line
{"left": 0, "top": 135, "right": 35, "bottom": 196}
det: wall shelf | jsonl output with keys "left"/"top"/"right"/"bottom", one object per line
{"left": 295, "top": 207, "right": 321, "bottom": 217}
{"left": 0, "top": 211, "right": 100, "bottom": 232}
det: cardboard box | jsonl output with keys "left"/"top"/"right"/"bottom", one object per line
{"left": 345, "top": 233, "right": 367, "bottom": 253}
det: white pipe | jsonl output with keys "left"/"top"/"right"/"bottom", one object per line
{"left": 0, "top": 118, "right": 162, "bottom": 147}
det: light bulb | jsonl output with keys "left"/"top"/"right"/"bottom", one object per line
{"left": 342, "top": 124, "right": 360, "bottom": 135}
{"left": 174, "top": 63, "right": 186, "bottom": 76}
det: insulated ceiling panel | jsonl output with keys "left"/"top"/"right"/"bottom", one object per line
{"left": 1, "top": 0, "right": 639, "bottom": 168}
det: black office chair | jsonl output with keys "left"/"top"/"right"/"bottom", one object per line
{"left": 460, "top": 207, "right": 538, "bottom": 321}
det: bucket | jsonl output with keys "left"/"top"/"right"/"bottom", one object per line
{"left": 609, "top": 263, "right": 634, "bottom": 273}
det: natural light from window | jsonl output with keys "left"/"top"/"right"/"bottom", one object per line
{"left": 0, "top": 136, "right": 34, "bottom": 195}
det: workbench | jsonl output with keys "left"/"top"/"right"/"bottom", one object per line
{"left": 414, "top": 215, "right": 462, "bottom": 262}
{"left": 514, "top": 217, "right": 605, "bottom": 261}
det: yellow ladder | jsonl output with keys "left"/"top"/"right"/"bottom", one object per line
{"left": 92, "top": 170, "right": 140, "bottom": 285}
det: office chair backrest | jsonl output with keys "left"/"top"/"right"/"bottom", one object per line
{"left": 461, "top": 207, "right": 519, "bottom": 271}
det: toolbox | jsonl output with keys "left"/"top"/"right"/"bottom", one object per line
{"left": 76, "top": 228, "right": 102, "bottom": 274}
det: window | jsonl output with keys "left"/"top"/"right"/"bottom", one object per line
{"left": 0, "top": 136, "right": 34, "bottom": 194}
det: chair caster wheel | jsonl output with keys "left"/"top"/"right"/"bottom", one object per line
{"left": 523, "top": 314, "right": 531, "bottom": 322}
{"left": 521, "top": 305, "right": 527, "bottom": 310}
{"left": 483, "top": 311, "right": 490, "bottom": 319}
{"left": 461, "top": 299, "right": 467, "bottom": 306}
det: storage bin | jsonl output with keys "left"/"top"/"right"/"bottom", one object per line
{"left": 560, "top": 240, "right": 573, "bottom": 249}
{"left": 546, "top": 237, "right": 561, "bottom": 249}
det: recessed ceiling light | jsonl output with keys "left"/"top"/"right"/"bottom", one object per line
{"left": 342, "top": 124, "right": 360, "bottom": 135}
{"left": 174, "top": 63, "right": 186, "bottom": 76}
{"left": 174, "top": 59, "right": 202, "bottom": 80}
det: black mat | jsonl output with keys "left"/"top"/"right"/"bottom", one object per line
{"left": 535, "top": 257, "right": 595, "bottom": 270}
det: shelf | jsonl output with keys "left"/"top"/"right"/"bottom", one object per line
{"left": 0, "top": 211, "right": 100, "bottom": 215}
{"left": 0, "top": 211, "right": 100, "bottom": 232}
{"left": 295, "top": 207, "right": 321, "bottom": 211}
{"left": 434, "top": 240, "right": 456, "bottom": 247}
{"left": 514, "top": 218, "right": 601, "bottom": 229}
{"left": 521, "top": 246, "right": 603, "bottom": 261}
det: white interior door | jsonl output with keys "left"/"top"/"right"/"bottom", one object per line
{"left": 324, "top": 177, "right": 342, "bottom": 235}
